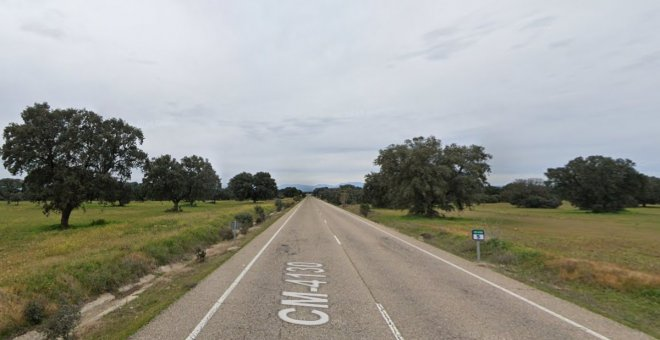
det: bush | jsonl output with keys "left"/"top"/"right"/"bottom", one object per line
{"left": 219, "top": 227, "right": 234, "bottom": 241}
{"left": 235, "top": 213, "right": 253, "bottom": 235}
{"left": 254, "top": 205, "right": 266, "bottom": 223}
{"left": 44, "top": 302, "right": 80, "bottom": 340}
{"left": 359, "top": 203, "right": 371, "bottom": 217}
{"left": 275, "top": 198, "right": 283, "bottom": 212}
{"left": 23, "top": 299, "right": 45, "bottom": 325}
{"left": 195, "top": 247, "right": 206, "bottom": 262}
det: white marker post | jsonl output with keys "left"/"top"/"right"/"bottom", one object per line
{"left": 231, "top": 220, "right": 239, "bottom": 240}
{"left": 472, "top": 229, "right": 485, "bottom": 261}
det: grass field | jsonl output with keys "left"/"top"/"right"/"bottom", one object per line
{"left": 347, "top": 202, "right": 660, "bottom": 337}
{"left": 0, "top": 200, "right": 279, "bottom": 338}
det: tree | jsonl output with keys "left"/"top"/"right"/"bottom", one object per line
{"left": 363, "top": 172, "right": 390, "bottom": 208}
{"left": 368, "top": 136, "right": 491, "bottom": 216}
{"left": 253, "top": 172, "right": 278, "bottom": 202}
{"left": 545, "top": 156, "right": 644, "bottom": 212}
{"left": 142, "top": 155, "right": 186, "bottom": 212}
{"left": 279, "top": 186, "right": 303, "bottom": 198}
{"left": 228, "top": 171, "right": 278, "bottom": 202}
{"left": 636, "top": 175, "right": 660, "bottom": 207}
{"left": 227, "top": 172, "right": 254, "bottom": 201}
{"left": 501, "top": 179, "right": 561, "bottom": 208}
{"left": 1, "top": 103, "right": 146, "bottom": 227}
{"left": 0, "top": 178, "right": 23, "bottom": 204}
{"left": 181, "top": 155, "right": 220, "bottom": 206}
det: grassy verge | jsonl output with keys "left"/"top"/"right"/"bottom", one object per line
{"left": 0, "top": 200, "right": 291, "bottom": 338}
{"left": 79, "top": 207, "right": 288, "bottom": 340}
{"left": 345, "top": 203, "right": 660, "bottom": 337}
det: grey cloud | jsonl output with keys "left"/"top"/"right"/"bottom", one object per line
{"left": 20, "top": 22, "right": 65, "bottom": 40}
{"left": 621, "top": 50, "right": 660, "bottom": 71}
{"left": 548, "top": 39, "right": 573, "bottom": 49}
{"left": 520, "top": 16, "right": 556, "bottom": 30}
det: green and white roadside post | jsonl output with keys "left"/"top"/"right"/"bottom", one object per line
{"left": 472, "top": 229, "right": 485, "bottom": 261}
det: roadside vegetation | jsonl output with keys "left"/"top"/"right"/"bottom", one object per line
{"left": 79, "top": 203, "right": 292, "bottom": 340}
{"left": 0, "top": 198, "right": 286, "bottom": 338}
{"left": 344, "top": 203, "right": 660, "bottom": 337}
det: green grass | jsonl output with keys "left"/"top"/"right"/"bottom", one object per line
{"left": 348, "top": 202, "right": 660, "bottom": 337}
{"left": 79, "top": 208, "right": 286, "bottom": 340}
{"left": 0, "top": 200, "right": 278, "bottom": 338}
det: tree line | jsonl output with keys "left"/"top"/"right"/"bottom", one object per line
{"left": 313, "top": 136, "right": 659, "bottom": 216}
{"left": 0, "top": 103, "right": 280, "bottom": 227}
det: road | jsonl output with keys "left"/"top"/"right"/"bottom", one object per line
{"left": 132, "top": 197, "right": 651, "bottom": 339}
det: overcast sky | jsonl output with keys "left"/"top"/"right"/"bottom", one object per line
{"left": 1, "top": 1, "right": 659, "bottom": 186}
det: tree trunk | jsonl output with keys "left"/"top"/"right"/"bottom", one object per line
{"left": 60, "top": 207, "right": 73, "bottom": 228}
{"left": 172, "top": 200, "right": 181, "bottom": 212}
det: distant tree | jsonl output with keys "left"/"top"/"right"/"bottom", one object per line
{"left": 1, "top": 103, "right": 146, "bottom": 227}
{"left": 228, "top": 171, "right": 278, "bottom": 202}
{"left": 546, "top": 156, "right": 644, "bottom": 212}
{"left": 370, "top": 136, "right": 491, "bottom": 217}
{"left": 253, "top": 172, "right": 278, "bottom": 202}
{"left": 312, "top": 185, "right": 362, "bottom": 205}
{"left": 477, "top": 185, "right": 502, "bottom": 203}
{"left": 279, "top": 186, "right": 303, "bottom": 198}
{"left": 142, "top": 155, "right": 186, "bottom": 212}
{"left": 181, "top": 155, "right": 220, "bottom": 206}
{"left": 228, "top": 172, "right": 254, "bottom": 201}
{"left": 501, "top": 179, "right": 561, "bottom": 208}
{"left": 0, "top": 178, "right": 23, "bottom": 204}
{"left": 99, "top": 178, "right": 133, "bottom": 206}
{"left": 637, "top": 175, "right": 660, "bottom": 207}
{"left": 129, "top": 182, "right": 147, "bottom": 202}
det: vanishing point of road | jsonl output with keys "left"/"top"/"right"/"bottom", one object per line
{"left": 132, "top": 197, "right": 651, "bottom": 340}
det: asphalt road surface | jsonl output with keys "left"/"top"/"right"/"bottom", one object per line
{"left": 132, "top": 197, "right": 651, "bottom": 340}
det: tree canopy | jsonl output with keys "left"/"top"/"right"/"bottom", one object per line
{"left": 365, "top": 136, "right": 491, "bottom": 216}
{"left": 227, "top": 171, "right": 278, "bottom": 202}
{"left": 500, "top": 178, "right": 561, "bottom": 208}
{"left": 545, "top": 155, "right": 644, "bottom": 212}
{"left": 1, "top": 103, "right": 146, "bottom": 227}
{"left": 142, "top": 154, "right": 219, "bottom": 211}
{"left": 181, "top": 155, "right": 220, "bottom": 206}
{"left": 0, "top": 178, "right": 23, "bottom": 204}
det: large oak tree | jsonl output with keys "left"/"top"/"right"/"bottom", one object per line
{"left": 1, "top": 103, "right": 147, "bottom": 227}
{"left": 546, "top": 156, "right": 644, "bottom": 212}
{"left": 365, "top": 136, "right": 491, "bottom": 216}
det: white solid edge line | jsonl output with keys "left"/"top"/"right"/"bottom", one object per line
{"left": 185, "top": 204, "right": 301, "bottom": 340}
{"left": 376, "top": 303, "right": 405, "bottom": 340}
{"left": 324, "top": 202, "right": 610, "bottom": 340}
{"left": 333, "top": 235, "right": 342, "bottom": 245}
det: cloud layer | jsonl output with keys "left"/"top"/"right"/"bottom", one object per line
{"left": 1, "top": 1, "right": 659, "bottom": 186}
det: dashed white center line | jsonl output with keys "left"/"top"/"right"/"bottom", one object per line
{"left": 333, "top": 235, "right": 342, "bottom": 245}
{"left": 376, "top": 303, "right": 404, "bottom": 340}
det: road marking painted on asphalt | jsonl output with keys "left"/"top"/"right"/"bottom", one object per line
{"left": 325, "top": 202, "right": 611, "bottom": 340}
{"left": 376, "top": 303, "right": 404, "bottom": 340}
{"left": 333, "top": 235, "right": 342, "bottom": 245}
{"left": 280, "top": 262, "right": 330, "bottom": 326}
{"left": 185, "top": 204, "right": 301, "bottom": 340}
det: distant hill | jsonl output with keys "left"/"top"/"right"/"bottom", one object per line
{"left": 281, "top": 182, "right": 363, "bottom": 193}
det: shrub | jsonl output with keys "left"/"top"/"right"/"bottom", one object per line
{"left": 44, "top": 302, "right": 80, "bottom": 340}
{"left": 359, "top": 203, "right": 371, "bottom": 217}
{"left": 219, "top": 227, "right": 234, "bottom": 241}
{"left": 274, "top": 198, "right": 283, "bottom": 212}
{"left": 195, "top": 248, "right": 206, "bottom": 262}
{"left": 254, "top": 205, "right": 266, "bottom": 223}
{"left": 23, "top": 299, "right": 45, "bottom": 325}
{"left": 235, "top": 213, "right": 253, "bottom": 235}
